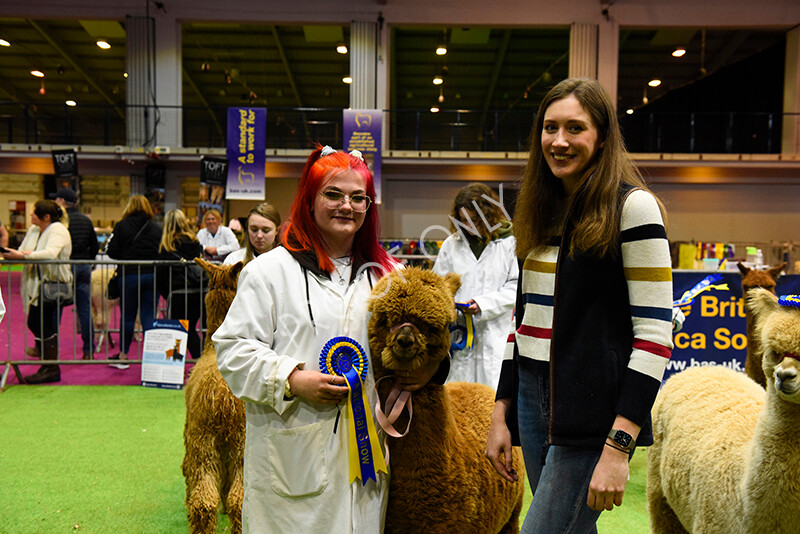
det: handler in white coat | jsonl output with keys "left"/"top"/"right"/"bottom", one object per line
{"left": 214, "top": 147, "right": 436, "bottom": 533}
{"left": 432, "top": 183, "right": 518, "bottom": 389}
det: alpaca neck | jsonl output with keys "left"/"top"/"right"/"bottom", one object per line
{"left": 386, "top": 384, "right": 457, "bottom": 456}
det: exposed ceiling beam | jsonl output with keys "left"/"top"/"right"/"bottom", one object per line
{"left": 182, "top": 66, "right": 223, "bottom": 137}
{"left": 27, "top": 19, "right": 124, "bottom": 120}
{"left": 269, "top": 25, "right": 303, "bottom": 108}
{"left": 0, "top": 75, "right": 21, "bottom": 102}
{"left": 480, "top": 29, "right": 512, "bottom": 131}
{"left": 708, "top": 31, "right": 750, "bottom": 73}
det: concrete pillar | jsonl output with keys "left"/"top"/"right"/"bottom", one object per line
{"left": 597, "top": 18, "right": 619, "bottom": 110}
{"left": 125, "top": 15, "right": 152, "bottom": 147}
{"left": 783, "top": 26, "right": 800, "bottom": 155}
{"left": 350, "top": 21, "right": 378, "bottom": 109}
{"left": 153, "top": 13, "right": 182, "bottom": 149}
{"left": 569, "top": 23, "right": 598, "bottom": 80}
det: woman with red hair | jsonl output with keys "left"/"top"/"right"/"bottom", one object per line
{"left": 214, "top": 146, "right": 439, "bottom": 533}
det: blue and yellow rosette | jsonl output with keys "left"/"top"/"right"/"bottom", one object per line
{"left": 319, "top": 336, "right": 387, "bottom": 486}
{"left": 449, "top": 302, "right": 475, "bottom": 352}
{"left": 673, "top": 273, "right": 729, "bottom": 308}
{"left": 779, "top": 295, "right": 800, "bottom": 308}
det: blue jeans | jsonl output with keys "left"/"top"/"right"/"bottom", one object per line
{"left": 517, "top": 368, "right": 602, "bottom": 534}
{"left": 72, "top": 264, "right": 93, "bottom": 354}
{"left": 119, "top": 272, "right": 156, "bottom": 354}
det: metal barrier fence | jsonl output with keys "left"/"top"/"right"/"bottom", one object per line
{"left": 0, "top": 258, "right": 210, "bottom": 389}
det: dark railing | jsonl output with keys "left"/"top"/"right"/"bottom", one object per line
{"left": 0, "top": 101, "right": 793, "bottom": 155}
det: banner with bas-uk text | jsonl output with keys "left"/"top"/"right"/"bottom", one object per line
{"left": 666, "top": 271, "right": 800, "bottom": 382}
{"left": 226, "top": 107, "right": 266, "bottom": 200}
{"left": 343, "top": 109, "right": 382, "bottom": 204}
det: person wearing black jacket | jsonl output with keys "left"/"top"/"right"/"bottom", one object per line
{"left": 55, "top": 188, "right": 99, "bottom": 359}
{"left": 105, "top": 195, "right": 162, "bottom": 368}
{"left": 156, "top": 209, "right": 204, "bottom": 359}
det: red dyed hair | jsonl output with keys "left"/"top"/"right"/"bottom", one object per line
{"left": 283, "top": 146, "right": 396, "bottom": 276}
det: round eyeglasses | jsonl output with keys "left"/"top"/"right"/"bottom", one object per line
{"left": 319, "top": 189, "right": 372, "bottom": 212}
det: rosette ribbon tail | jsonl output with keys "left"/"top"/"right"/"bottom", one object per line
{"left": 343, "top": 366, "right": 388, "bottom": 485}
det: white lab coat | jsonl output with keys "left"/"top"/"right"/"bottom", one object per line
{"left": 214, "top": 247, "right": 388, "bottom": 533}
{"left": 432, "top": 233, "right": 518, "bottom": 389}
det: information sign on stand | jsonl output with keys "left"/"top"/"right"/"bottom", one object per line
{"left": 141, "top": 319, "right": 189, "bottom": 390}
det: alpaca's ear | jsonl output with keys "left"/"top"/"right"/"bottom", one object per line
{"left": 737, "top": 261, "right": 750, "bottom": 276}
{"left": 768, "top": 262, "right": 787, "bottom": 281}
{"left": 229, "top": 261, "right": 244, "bottom": 279}
{"left": 748, "top": 287, "right": 780, "bottom": 336}
{"left": 195, "top": 256, "right": 212, "bottom": 273}
{"left": 442, "top": 272, "right": 461, "bottom": 299}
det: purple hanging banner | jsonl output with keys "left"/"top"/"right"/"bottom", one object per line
{"left": 343, "top": 109, "right": 382, "bottom": 204}
{"left": 226, "top": 107, "right": 267, "bottom": 200}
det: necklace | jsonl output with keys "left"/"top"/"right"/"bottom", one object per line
{"left": 332, "top": 256, "right": 352, "bottom": 286}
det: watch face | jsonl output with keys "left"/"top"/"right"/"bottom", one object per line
{"left": 614, "top": 430, "right": 632, "bottom": 448}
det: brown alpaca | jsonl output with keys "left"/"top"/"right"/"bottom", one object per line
{"left": 181, "top": 258, "right": 245, "bottom": 534}
{"left": 368, "top": 267, "right": 525, "bottom": 534}
{"left": 738, "top": 261, "right": 786, "bottom": 387}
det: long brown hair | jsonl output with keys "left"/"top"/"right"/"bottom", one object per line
{"left": 448, "top": 183, "right": 509, "bottom": 242}
{"left": 514, "top": 77, "right": 666, "bottom": 258}
{"left": 243, "top": 202, "right": 282, "bottom": 265}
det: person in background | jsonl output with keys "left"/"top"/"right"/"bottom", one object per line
{"left": 224, "top": 202, "right": 282, "bottom": 267}
{"left": 55, "top": 188, "right": 99, "bottom": 360}
{"left": 213, "top": 146, "right": 441, "bottom": 533}
{"left": 156, "top": 209, "right": 204, "bottom": 360}
{"left": 105, "top": 195, "right": 162, "bottom": 369}
{"left": 228, "top": 218, "right": 244, "bottom": 245}
{"left": 485, "top": 78, "right": 673, "bottom": 533}
{"left": 1, "top": 200, "right": 72, "bottom": 384}
{"left": 0, "top": 219, "right": 8, "bottom": 249}
{"left": 197, "top": 209, "right": 239, "bottom": 262}
{"left": 432, "top": 182, "right": 518, "bottom": 388}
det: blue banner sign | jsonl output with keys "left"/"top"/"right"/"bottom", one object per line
{"left": 666, "top": 271, "right": 800, "bottom": 381}
{"left": 226, "top": 107, "right": 266, "bottom": 200}
{"left": 343, "top": 109, "right": 382, "bottom": 203}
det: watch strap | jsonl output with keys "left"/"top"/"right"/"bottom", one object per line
{"left": 607, "top": 428, "right": 636, "bottom": 452}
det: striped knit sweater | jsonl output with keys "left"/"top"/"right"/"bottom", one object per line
{"left": 497, "top": 188, "right": 673, "bottom": 447}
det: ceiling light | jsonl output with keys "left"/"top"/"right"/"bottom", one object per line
{"left": 648, "top": 79, "right": 662, "bottom": 87}
{"left": 430, "top": 106, "right": 440, "bottom": 113}
{"left": 342, "top": 76, "right": 353, "bottom": 84}
{"left": 626, "top": 108, "right": 634, "bottom": 115}
{"left": 39, "top": 80, "right": 45, "bottom": 95}
{"left": 96, "top": 39, "right": 111, "bottom": 49}
{"left": 433, "top": 76, "right": 443, "bottom": 85}
{"left": 336, "top": 43, "right": 348, "bottom": 54}
{"left": 672, "top": 48, "right": 686, "bottom": 58}
{"left": 30, "top": 70, "right": 44, "bottom": 78}
{"left": 0, "top": 39, "right": 10, "bottom": 47}
{"left": 66, "top": 100, "right": 76, "bottom": 107}
{"left": 435, "top": 44, "right": 447, "bottom": 55}
{"left": 123, "top": 72, "right": 128, "bottom": 78}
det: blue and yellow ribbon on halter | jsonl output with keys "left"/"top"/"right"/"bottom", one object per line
{"left": 673, "top": 273, "right": 730, "bottom": 308}
{"left": 449, "top": 302, "right": 475, "bottom": 352}
{"left": 779, "top": 295, "right": 800, "bottom": 308}
{"left": 319, "top": 336, "right": 387, "bottom": 486}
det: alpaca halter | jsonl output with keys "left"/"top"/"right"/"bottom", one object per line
{"left": 784, "top": 352, "right": 800, "bottom": 361}
{"left": 389, "top": 321, "right": 415, "bottom": 334}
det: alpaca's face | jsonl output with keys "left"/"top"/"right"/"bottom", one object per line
{"left": 368, "top": 268, "right": 460, "bottom": 375}
{"left": 758, "top": 300, "right": 800, "bottom": 404}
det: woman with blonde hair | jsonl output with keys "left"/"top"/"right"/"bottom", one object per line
{"left": 105, "top": 194, "right": 162, "bottom": 368}
{"left": 2, "top": 199, "right": 72, "bottom": 383}
{"left": 224, "top": 202, "right": 282, "bottom": 266}
{"left": 157, "top": 209, "right": 204, "bottom": 359}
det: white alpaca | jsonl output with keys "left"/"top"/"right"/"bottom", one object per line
{"left": 647, "top": 287, "right": 800, "bottom": 533}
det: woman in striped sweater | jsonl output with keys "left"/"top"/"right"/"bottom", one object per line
{"left": 485, "top": 78, "right": 674, "bottom": 533}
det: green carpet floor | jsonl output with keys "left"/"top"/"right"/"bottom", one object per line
{"left": 0, "top": 385, "right": 649, "bottom": 533}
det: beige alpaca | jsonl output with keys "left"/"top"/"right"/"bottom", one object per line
{"left": 90, "top": 267, "right": 118, "bottom": 352}
{"left": 738, "top": 261, "right": 786, "bottom": 387}
{"left": 647, "top": 287, "right": 800, "bottom": 533}
{"left": 368, "top": 267, "right": 525, "bottom": 534}
{"left": 181, "top": 258, "right": 245, "bottom": 534}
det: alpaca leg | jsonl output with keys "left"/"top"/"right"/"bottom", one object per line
{"left": 224, "top": 465, "right": 244, "bottom": 534}
{"left": 186, "top": 470, "right": 221, "bottom": 534}
{"left": 498, "top": 494, "right": 523, "bottom": 534}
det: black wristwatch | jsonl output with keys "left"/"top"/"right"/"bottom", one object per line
{"left": 607, "top": 428, "right": 636, "bottom": 453}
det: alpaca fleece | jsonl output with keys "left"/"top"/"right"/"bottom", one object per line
{"left": 368, "top": 267, "right": 525, "bottom": 534}
{"left": 647, "top": 287, "right": 800, "bottom": 533}
{"left": 182, "top": 259, "right": 245, "bottom": 534}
